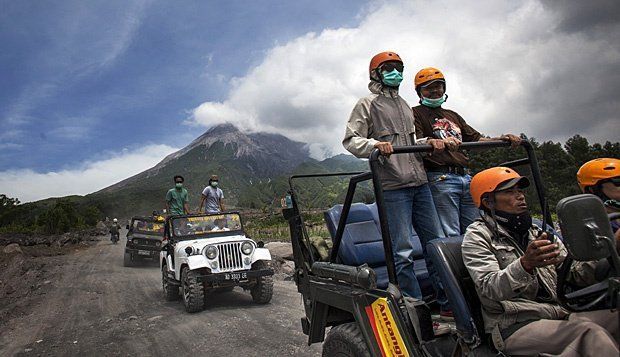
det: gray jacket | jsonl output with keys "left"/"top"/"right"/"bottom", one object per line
{"left": 462, "top": 216, "right": 597, "bottom": 348}
{"left": 342, "top": 81, "right": 427, "bottom": 190}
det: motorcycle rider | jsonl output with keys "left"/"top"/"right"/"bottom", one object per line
{"left": 109, "top": 218, "right": 121, "bottom": 244}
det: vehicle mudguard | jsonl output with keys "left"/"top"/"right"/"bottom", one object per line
{"left": 186, "top": 255, "right": 210, "bottom": 271}
{"left": 252, "top": 247, "right": 272, "bottom": 263}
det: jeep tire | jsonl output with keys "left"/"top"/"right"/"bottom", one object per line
{"left": 123, "top": 252, "right": 133, "bottom": 267}
{"left": 322, "top": 322, "right": 371, "bottom": 357}
{"left": 250, "top": 261, "right": 273, "bottom": 304}
{"left": 181, "top": 266, "right": 205, "bottom": 312}
{"left": 162, "top": 265, "right": 180, "bottom": 301}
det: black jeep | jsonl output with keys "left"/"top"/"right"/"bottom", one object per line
{"left": 124, "top": 216, "right": 165, "bottom": 267}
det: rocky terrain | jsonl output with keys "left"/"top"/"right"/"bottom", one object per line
{"left": 0, "top": 229, "right": 317, "bottom": 356}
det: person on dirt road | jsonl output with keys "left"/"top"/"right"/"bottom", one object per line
{"left": 166, "top": 175, "right": 190, "bottom": 216}
{"left": 109, "top": 218, "right": 121, "bottom": 243}
{"left": 342, "top": 51, "right": 451, "bottom": 325}
{"left": 199, "top": 174, "right": 225, "bottom": 213}
{"left": 462, "top": 166, "right": 619, "bottom": 355}
{"left": 412, "top": 67, "right": 521, "bottom": 238}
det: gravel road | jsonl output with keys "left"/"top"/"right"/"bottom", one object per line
{"left": 0, "top": 230, "right": 321, "bottom": 356}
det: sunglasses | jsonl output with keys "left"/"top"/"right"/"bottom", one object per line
{"left": 605, "top": 177, "right": 620, "bottom": 186}
{"left": 380, "top": 62, "right": 404, "bottom": 72}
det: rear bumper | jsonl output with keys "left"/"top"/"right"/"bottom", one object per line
{"left": 197, "top": 269, "right": 274, "bottom": 283}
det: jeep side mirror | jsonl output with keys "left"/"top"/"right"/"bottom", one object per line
{"left": 556, "top": 194, "right": 616, "bottom": 262}
{"left": 126, "top": 225, "right": 130, "bottom": 230}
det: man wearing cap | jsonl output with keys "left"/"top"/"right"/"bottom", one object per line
{"left": 412, "top": 67, "right": 521, "bottom": 237}
{"left": 200, "top": 175, "right": 225, "bottom": 213}
{"left": 343, "top": 51, "right": 450, "bottom": 322}
{"left": 462, "top": 167, "right": 618, "bottom": 355}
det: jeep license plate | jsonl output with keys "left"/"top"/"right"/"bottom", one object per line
{"left": 224, "top": 272, "right": 248, "bottom": 281}
{"left": 138, "top": 250, "right": 151, "bottom": 256}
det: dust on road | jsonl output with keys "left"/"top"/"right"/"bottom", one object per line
{"left": 0, "top": 230, "right": 321, "bottom": 356}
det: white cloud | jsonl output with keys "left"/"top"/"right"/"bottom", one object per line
{"left": 189, "top": 0, "right": 620, "bottom": 158}
{"left": 0, "top": 144, "right": 177, "bottom": 203}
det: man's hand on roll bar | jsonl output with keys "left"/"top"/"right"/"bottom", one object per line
{"left": 374, "top": 141, "right": 394, "bottom": 156}
{"left": 500, "top": 134, "right": 522, "bottom": 148}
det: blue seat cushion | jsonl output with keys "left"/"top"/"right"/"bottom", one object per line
{"left": 324, "top": 202, "right": 432, "bottom": 295}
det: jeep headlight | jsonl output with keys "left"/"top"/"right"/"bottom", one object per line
{"left": 205, "top": 245, "right": 218, "bottom": 260}
{"left": 241, "top": 241, "right": 254, "bottom": 255}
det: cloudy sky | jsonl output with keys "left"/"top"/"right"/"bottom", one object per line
{"left": 1, "top": 0, "right": 618, "bottom": 202}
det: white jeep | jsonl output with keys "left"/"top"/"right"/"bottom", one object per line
{"left": 160, "top": 212, "right": 274, "bottom": 312}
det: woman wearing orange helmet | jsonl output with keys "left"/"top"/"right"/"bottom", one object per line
{"left": 343, "top": 52, "right": 448, "bottom": 312}
{"left": 412, "top": 67, "right": 522, "bottom": 238}
{"left": 463, "top": 167, "right": 619, "bottom": 355}
{"left": 577, "top": 158, "right": 620, "bottom": 232}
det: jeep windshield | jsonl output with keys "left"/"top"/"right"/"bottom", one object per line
{"left": 131, "top": 219, "right": 164, "bottom": 235}
{"left": 170, "top": 213, "right": 243, "bottom": 239}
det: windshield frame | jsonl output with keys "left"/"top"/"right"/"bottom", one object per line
{"left": 168, "top": 212, "right": 244, "bottom": 241}
{"left": 129, "top": 217, "right": 165, "bottom": 235}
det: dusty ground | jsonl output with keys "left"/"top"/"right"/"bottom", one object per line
{"left": 0, "top": 229, "right": 321, "bottom": 356}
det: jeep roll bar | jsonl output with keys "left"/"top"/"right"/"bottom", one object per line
{"left": 366, "top": 140, "right": 549, "bottom": 286}
{"left": 288, "top": 140, "right": 550, "bottom": 290}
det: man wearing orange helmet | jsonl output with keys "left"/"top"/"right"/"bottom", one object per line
{"left": 462, "top": 167, "right": 618, "bottom": 355}
{"left": 577, "top": 158, "right": 620, "bottom": 233}
{"left": 343, "top": 52, "right": 449, "bottom": 311}
{"left": 412, "top": 67, "right": 521, "bottom": 237}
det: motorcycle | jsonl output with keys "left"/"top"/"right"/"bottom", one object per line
{"left": 110, "top": 232, "right": 120, "bottom": 244}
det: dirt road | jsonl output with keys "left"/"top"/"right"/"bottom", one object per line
{"left": 0, "top": 230, "right": 321, "bottom": 356}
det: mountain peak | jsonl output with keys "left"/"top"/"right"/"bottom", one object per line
{"left": 205, "top": 123, "right": 239, "bottom": 135}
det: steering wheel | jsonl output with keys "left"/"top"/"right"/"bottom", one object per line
{"left": 556, "top": 256, "right": 610, "bottom": 311}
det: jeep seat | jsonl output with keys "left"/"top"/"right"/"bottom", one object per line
{"left": 324, "top": 203, "right": 431, "bottom": 296}
{"left": 427, "top": 236, "right": 485, "bottom": 347}
{"left": 324, "top": 203, "right": 387, "bottom": 288}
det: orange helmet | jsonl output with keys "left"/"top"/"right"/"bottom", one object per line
{"left": 470, "top": 167, "right": 530, "bottom": 208}
{"left": 414, "top": 67, "right": 445, "bottom": 88}
{"left": 576, "top": 158, "right": 620, "bottom": 192}
{"left": 369, "top": 51, "right": 403, "bottom": 76}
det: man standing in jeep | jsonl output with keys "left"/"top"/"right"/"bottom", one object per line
{"left": 462, "top": 167, "right": 619, "bottom": 355}
{"left": 166, "top": 175, "right": 190, "bottom": 216}
{"left": 342, "top": 51, "right": 449, "bottom": 319}
{"left": 412, "top": 67, "right": 521, "bottom": 237}
{"left": 200, "top": 174, "right": 225, "bottom": 213}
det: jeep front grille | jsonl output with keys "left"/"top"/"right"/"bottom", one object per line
{"left": 217, "top": 242, "right": 243, "bottom": 271}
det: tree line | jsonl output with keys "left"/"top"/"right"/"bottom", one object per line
{"left": 0, "top": 195, "right": 102, "bottom": 235}
{"left": 467, "top": 134, "right": 620, "bottom": 214}
{"left": 0, "top": 134, "right": 618, "bottom": 235}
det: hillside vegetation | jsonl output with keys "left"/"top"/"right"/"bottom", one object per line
{"left": 1, "top": 129, "right": 617, "bottom": 237}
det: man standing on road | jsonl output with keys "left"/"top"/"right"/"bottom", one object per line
{"left": 343, "top": 52, "right": 450, "bottom": 325}
{"left": 412, "top": 67, "right": 521, "bottom": 237}
{"left": 200, "top": 175, "right": 225, "bottom": 213}
{"left": 166, "top": 175, "right": 190, "bottom": 216}
{"left": 462, "top": 167, "right": 619, "bottom": 355}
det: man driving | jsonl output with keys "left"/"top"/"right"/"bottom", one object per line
{"left": 462, "top": 166, "right": 619, "bottom": 355}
